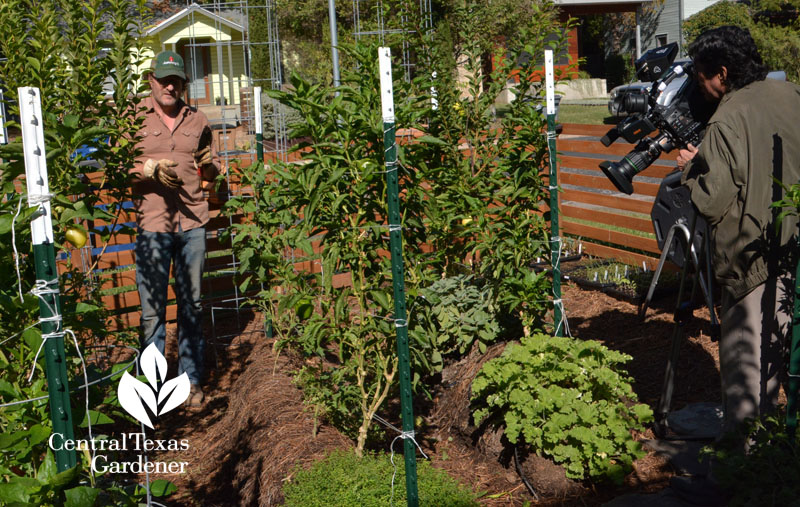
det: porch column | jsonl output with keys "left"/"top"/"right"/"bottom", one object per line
{"left": 635, "top": 6, "right": 642, "bottom": 59}
{"left": 227, "top": 42, "right": 235, "bottom": 105}
{"left": 216, "top": 43, "right": 224, "bottom": 105}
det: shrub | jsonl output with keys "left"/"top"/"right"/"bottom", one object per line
{"left": 282, "top": 449, "right": 479, "bottom": 506}
{"left": 683, "top": 2, "right": 755, "bottom": 44}
{"left": 683, "top": 1, "right": 800, "bottom": 83}
{"left": 701, "top": 414, "right": 800, "bottom": 506}
{"left": 471, "top": 334, "right": 653, "bottom": 484}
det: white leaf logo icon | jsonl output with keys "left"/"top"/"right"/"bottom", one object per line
{"left": 118, "top": 344, "right": 192, "bottom": 428}
{"left": 140, "top": 343, "right": 168, "bottom": 390}
{"left": 158, "top": 373, "right": 191, "bottom": 415}
{"left": 119, "top": 372, "right": 158, "bottom": 429}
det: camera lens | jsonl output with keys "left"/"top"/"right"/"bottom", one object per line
{"left": 622, "top": 93, "right": 649, "bottom": 114}
{"left": 599, "top": 148, "right": 658, "bottom": 195}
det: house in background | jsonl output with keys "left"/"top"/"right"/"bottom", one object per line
{"left": 138, "top": 2, "right": 252, "bottom": 151}
{"left": 624, "top": 0, "right": 721, "bottom": 54}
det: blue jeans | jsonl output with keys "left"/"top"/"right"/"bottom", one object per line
{"left": 136, "top": 227, "right": 206, "bottom": 384}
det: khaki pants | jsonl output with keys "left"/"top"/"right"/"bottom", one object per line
{"left": 719, "top": 274, "right": 792, "bottom": 435}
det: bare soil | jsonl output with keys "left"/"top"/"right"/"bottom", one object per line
{"left": 143, "top": 279, "right": 721, "bottom": 506}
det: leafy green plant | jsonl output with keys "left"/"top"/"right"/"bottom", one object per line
{"left": 402, "top": 0, "right": 575, "bottom": 334}
{"left": 471, "top": 334, "right": 653, "bottom": 484}
{"left": 225, "top": 0, "right": 574, "bottom": 457}
{"left": 700, "top": 414, "right": 800, "bottom": 506}
{"left": 413, "top": 275, "right": 501, "bottom": 356}
{"left": 683, "top": 1, "right": 800, "bottom": 83}
{"left": 224, "top": 42, "right": 431, "bottom": 456}
{"left": 282, "top": 449, "right": 479, "bottom": 506}
{"left": 0, "top": 0, "right": 167, "bottom": 503}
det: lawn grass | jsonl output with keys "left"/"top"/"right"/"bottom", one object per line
{"left": 557, "top": 104, "right": 619, "bottom": 125}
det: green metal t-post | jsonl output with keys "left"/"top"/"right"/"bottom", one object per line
{"left": 19, "top": 86, "right": 76, "bottom": 471}
{"left": 544, "top": 50, "right": 563, "bottom": 337}
{"left": 253, "top": 86, "right": 273, "bottom": 338}
{"left": 379, "top": 47, "right": 419, "bottom": 506}
{"left": 787, "top": 233, "right": 800, "bottom": 437}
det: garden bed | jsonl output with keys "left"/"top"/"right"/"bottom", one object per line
{"left": 143, "top": 280, "right": 720, "bottom": 506}
{"left": 534, "top": 256, "right": 682, "bottom": 305}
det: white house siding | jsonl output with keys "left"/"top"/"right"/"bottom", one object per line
{"left": 633, "top": 0, "right": 720, "bottom": 54}
{"left": 684, "top": 0, "right": 720, "bottom": 19}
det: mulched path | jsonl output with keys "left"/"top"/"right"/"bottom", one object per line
{"left": 139, "top": 279, "right": 720, "bottom": 506}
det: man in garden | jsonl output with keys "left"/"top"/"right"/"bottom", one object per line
{"left": 675, "top": 26, "right": 800, "bottom": 503}
{"left": 130, "top": 50, "right": 220, "bottom": 406}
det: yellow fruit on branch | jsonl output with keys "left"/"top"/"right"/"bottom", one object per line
{"left": 65, "top": 226, "right": 87, "bottom": 249}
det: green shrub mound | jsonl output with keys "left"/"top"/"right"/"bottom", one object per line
{"left": 282, "top": 450, "right": 479, "bottom": 506}
{"left": 471, "top": 334, "right": 653, "bottom": 484}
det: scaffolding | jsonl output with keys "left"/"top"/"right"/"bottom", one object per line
{"left": 352, "top": 0, "right": 432, "bottom": 82}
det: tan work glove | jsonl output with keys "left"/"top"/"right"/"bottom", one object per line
{"left": 142, "top": 158, "right": 183, "bottom": 189}
{"left": 193, "top": 145, "right": 214, "bottom": 173}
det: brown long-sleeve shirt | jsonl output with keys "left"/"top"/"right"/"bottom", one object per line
{"left": 131, "top": 96, "right": 220, "bottom": 233}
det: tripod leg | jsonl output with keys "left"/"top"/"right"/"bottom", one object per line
{"left": 641, "top": 225, "right": 684, "bottom": 320}
{"left": 654, "top": 313, "right": 686, "bottom": 437}
{"left": 654, "top": 217, "right": 698, "bottom": 438}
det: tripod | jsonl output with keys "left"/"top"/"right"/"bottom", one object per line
{"left": 640, "top": 212, "right": 721, "bottom": 438}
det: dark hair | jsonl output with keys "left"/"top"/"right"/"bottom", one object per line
{"left": 688, "top": 25, "right": 767, "bottom": 90}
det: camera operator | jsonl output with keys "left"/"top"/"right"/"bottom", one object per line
{"left": 675, "top": 25, "right": 800, "bottom": 503}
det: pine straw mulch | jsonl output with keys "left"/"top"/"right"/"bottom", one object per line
{"left": 142, "top": 280, "right": 721, "bottom": 506}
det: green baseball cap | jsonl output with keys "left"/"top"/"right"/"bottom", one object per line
{"left": 150, "top": 50, "right": 186, "bottom": 80}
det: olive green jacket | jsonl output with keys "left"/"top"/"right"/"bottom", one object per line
{"left": 682, "top": 78, "right": 800, "bottom": 300}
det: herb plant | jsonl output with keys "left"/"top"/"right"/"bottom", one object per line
{"left": 471, "top": 334, "right": 653, "bottom": 483}
{"left": 282, "top": 449, "right": 479, "bottom": 506}
{"left": 413, "top": 275, "right": 501, "bottom": 356}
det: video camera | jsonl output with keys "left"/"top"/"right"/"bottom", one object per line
{"left": 599, "top": 43, "right": 717, "bottom": 194}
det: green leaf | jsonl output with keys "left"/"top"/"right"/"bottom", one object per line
{"left": 0, "top": 431, "right": 27, "bottom": 450}
{"left": 36, "top": 450, "right": 57, "bottom": 483}
{"left": 74, "top": 303, "right": 101, "bottom": 314}
{"left": 370, "top": 290, "right": 391, "bottom": 311}
{"left": 0, "top": 477, "right": 40, "bottom": 503}
{"left": 415, "top": 135, "right": 448, "bottom": 146}
{"left": 28, "top": 424, "right": 50, "bottom": 446}
{"left": 49, "top": 464, "right": 80, "bottom": 488}
{"left": 64, "top": 485, "right": 99, "bottom": 507}
{"left": 149, "top": 479, "right": 177, "bottom": 497}
{"left": 78, "top": 410, "right": 114, "bottom": 428}
{"left": 22, "top": 327, "right": 42, "bottom": 352}
{"left": 62, "top": 115, "right": 79, "bottom": 129}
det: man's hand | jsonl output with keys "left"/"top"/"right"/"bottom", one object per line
{"left": 142, "top": 158, "right": 183, "bottom": 189}
{"left": 194, "top": 145, "right": 213, "bottom": 167}
{"left": 676, "top": 144, "right": 699, "bottom": 171}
